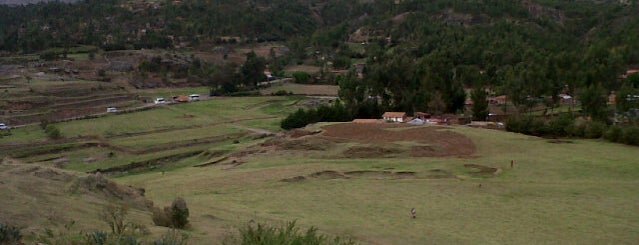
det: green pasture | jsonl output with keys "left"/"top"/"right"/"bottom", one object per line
{"left": 118, "top": 126, "right": 639, "bottom": 245}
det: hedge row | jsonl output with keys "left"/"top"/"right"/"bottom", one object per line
{"left": 506, "top": 116, "right": 639, "bottom": 146}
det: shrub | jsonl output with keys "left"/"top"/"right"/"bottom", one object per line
{"left": 85, "top": 230, "right": 108, "bottom": 245}
{"left": 292, "top": 71, "right": 311, "bottom": 84}
{"left": 40, "top": 50, "right": 59, "bottom": 61}
{"left": 152, "top": 197, "right": 190, "bottom": 229}
{"left": 272, "top": 90, "right": 291, "bottom": 96}
{"left": 170, "top": 198, "right": 190, "bottom": 229}
{"left": 100, "top": 204, "right": 129, "bottom": 235}
{"left": 0, "top": 223, "right": 22, "bottom": 245}
{"left": 546, "top": 115, "right": 574, "bottom": 137}
{"left": 566, "top": 123, "right": 586, "bottom": 138}
{"left": 527, "top": 117, "right": 547, "bottom": 136}
{"left": 604, "top": 125, "right": 623, "bottom": 143}
{"left": 45, "top": 124, "right": 62, "bottom": 139}
{"left": 583, "top": 121, "right": 606, "bottom": 139}
{"left": 152, "top": 207, "right": 172, "bottom": 228}
{"left": 153, "top": 229, "right": 189, "bottom": 245}
{"left": 235, "top": 221, "right": 354, "bottom": 245}
{"left": 40, "top": 119, "right": 50, "bottom": 130}
{"left": 622, "top": 126, "right": 639, "bottom": 145}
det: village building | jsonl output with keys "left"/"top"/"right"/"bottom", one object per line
{"left": 382, "top": 112, "right": 407, "bottom": 123}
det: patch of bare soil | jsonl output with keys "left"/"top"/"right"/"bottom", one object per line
{"left": 289, "top": 129, "right": 322, "bottom": 138}
{"left": 322, "top": 123, "right": 476, "bottom": 157}
{"left": 308, "top": 170, "right": 348, "bottom": 179}
{"left": 280, "top": 175, "right": 306, "bottom": 182}
{"left": 277, "top": 137, "right": 333, "bottom": 151}
{"left": 280, "top": 169, "right": 455, "bottom": 182}
{"left": 427, "top": 169, "right": 454, "bottom": 179}
{"left": 463, "top": 164, "right": 500, "bottom": 176}
{"left": 343, "top": 145, "right": 404, "bottom": 158}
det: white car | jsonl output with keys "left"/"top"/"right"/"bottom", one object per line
{"left": 0, "top": 123, "right": 9, "bottom": 130}
{"left": 188, "top": 94, "right": 200, "bottom": 101}
{"left": 154, "top": 97, "right": 166, "bottom": 104}
{"left": 106, "top": 107, "right": 118, "bottom": 113}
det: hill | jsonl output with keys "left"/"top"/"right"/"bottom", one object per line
{"left": 0, "top": 157, "right": 157, "bottom": 242}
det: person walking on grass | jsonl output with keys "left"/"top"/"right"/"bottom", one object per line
{"left": 410, "top": 208, "right": 416, "bottom": 219}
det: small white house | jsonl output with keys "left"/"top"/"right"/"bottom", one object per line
{"left": 154, "top": 97, "right": 166, "bottom": 104}
{"left": 188, "top": 94, "right": 200, "bottom": 101}
{"left": 382, "top": 112, "right": 407, "bottom": 123}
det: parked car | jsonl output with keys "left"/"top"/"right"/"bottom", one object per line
{"left": 188, "top": 94, "right": 200, "bottom": 101}
{"left": 106, "top": 107, "right": 118, "bottom": 113}
{"left": 154, "top": 97, "right": 166, "bottom": 104}
{"left": 0, "top": 123, "right": 9, "bottom": 130}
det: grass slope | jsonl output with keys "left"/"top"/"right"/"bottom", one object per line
{"left": 119, "top": 126, "right": 639, "bottom": 244}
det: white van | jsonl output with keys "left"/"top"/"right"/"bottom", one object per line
{"left": 154, "top": 97, "right": 166, "bottom": 104}
{"left": 189, "top": 94, "right": 200, "bottom": 101}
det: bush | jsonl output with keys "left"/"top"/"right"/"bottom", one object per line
{"left": 583, "top": 121, "right": 606, "bottom": 139}
{"left": 40, "top": 50, "right": 60, "bottom": 61}
{"left": 85, "top": 230, "right": 108, "bottom": 245}
{"left": 527, "top": 117, "right": 547, "bottom": 136}
{"left": 292, "top": 71, "right": 311, "bottom": 84}
{"left": 45, "top": 124, "right": 62, "bottom": 139}
{"left": 622, "top": 126, "right": 639, "bottom": 145}
{"left": 152, "top": 197, "right": 190, "bottom": 229}
{"left": 546, "top": 115, "right": 574, "bottom": 137}
{"left": 566, "top": 123, "right": 586, "bottom": 138}
{"left": 0, "top": 223, "right": 22, "bottom": 245}
{"left": 235, "top": 221, "right": 354, "bottom": 245}
{"left": 153, "top": 229, "right": 189, "bottom": 245}
{"left": 100, "top": 204, "right": 129, "bottom": 235}
{"left": 272, "top": 90, "right": 291, "bottom": 96}
{"left": 604, "top": 125, "right": 623, "bottom": 143}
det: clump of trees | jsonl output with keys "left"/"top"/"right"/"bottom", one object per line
{"left": 209, "top": 51, "right": 267, "bottom": 96}
{"left": 506, "top": 115, "right": 639, "bottom": 146}
{"left": 281, "top": 102, "right": 351, "bottom": 130}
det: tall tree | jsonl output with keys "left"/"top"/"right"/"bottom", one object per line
{"left": 241, "top": 51, "right": 266, "bottom": 88}
{"left": 471, "top": 87, "right": 489, "bottom": 121}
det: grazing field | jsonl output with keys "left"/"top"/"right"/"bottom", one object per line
{"left": 118, "top": 123, "right": 639, "bottom": 244}
{"left": 1, "top": 96, "right": 638, "bottom": 244}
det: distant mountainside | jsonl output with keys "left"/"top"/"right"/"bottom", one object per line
{"left": 0, "top": 0, "right": 79, "bottom": 5}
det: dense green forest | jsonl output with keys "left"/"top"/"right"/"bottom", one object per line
{"left": 1, "top": 0, "right": 639, "bottom": 122}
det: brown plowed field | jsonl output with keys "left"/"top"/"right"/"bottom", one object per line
{"left": 321, "top": 123, "right": 476, "bottom": 157}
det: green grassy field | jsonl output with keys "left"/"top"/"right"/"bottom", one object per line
{"left": 2, "top": 95, "right": 638, "bottom": 244}
{"left": 118, "top": 126, "right": 639, "bottom": 244}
